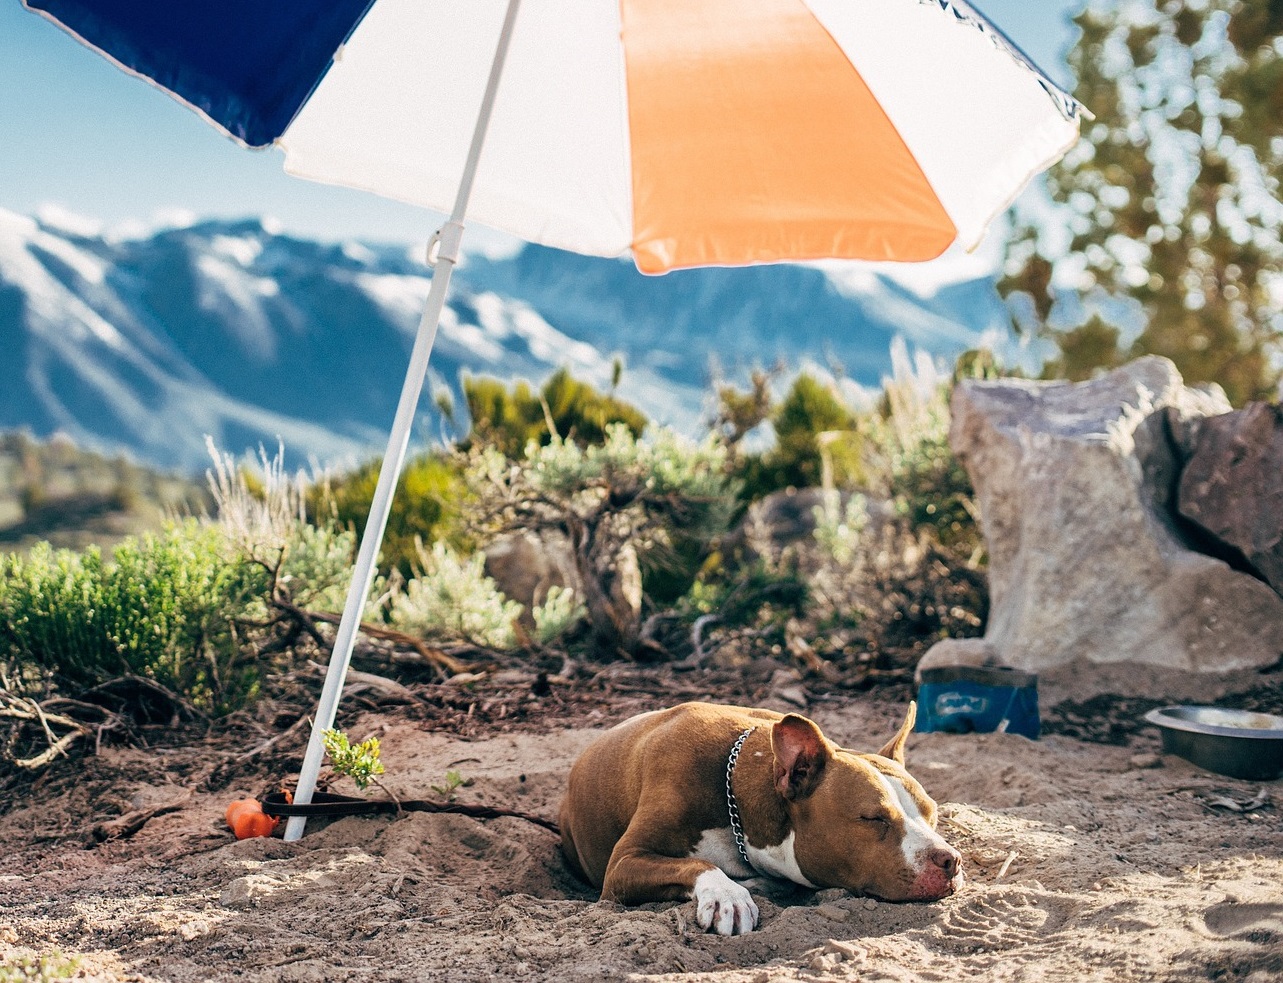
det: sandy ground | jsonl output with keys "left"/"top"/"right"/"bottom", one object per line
{"left": 2, "top": 687, "right": 1281, "bottom": 983}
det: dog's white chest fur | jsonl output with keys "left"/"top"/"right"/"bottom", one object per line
{"left": 745, "top": 831, "right": 818, "bottom": 888}
{"left": 690, "top": 828, "right": 754, "bottom": 878}
{"left": 690, "top": 828, "right": 818, "bottom": 888}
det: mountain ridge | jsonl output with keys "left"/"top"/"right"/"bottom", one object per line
{"left": 0, "top": 208, "right": 1008, "bottom": 471}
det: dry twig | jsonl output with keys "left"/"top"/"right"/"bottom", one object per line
{"left": 91, "top": 793, "right": 192, "bottom": 843}
{"left": 272, "top": 599, "right": 480, "bottom": 675}
{"left": 0, "top": 695, "right": 97, "bottom": 770}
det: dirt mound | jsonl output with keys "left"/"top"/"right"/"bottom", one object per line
{"left": 3, "top": 682, "right": 1281, "bottom": 982}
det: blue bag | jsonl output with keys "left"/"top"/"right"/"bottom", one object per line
{"left": 915, "top": 665, "right": 1040, "bottom": 739}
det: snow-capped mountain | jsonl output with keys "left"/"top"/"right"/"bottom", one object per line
{"left": 0, "top": 208, "right": 1009, "bottom": 471}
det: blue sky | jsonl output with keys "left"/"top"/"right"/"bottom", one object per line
{"left": 1, "top": 0, "right": 1084, "bottom": 250}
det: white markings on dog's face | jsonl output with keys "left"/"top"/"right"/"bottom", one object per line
{"left": 779, "top": 749, "right": 962, "bottom": 901}
{"left": 746, "top": 831, "right": 819, "bottom": 889}
{"left": 872, "top": 769, "right": 951, "bottom": 871}
{"left": 692, "top": 868, "right": 759, "bottom": 935}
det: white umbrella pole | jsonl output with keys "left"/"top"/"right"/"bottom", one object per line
{"left": 284, "top": 0, "right": 523, "bottom": 842}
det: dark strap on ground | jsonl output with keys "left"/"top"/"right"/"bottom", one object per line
{"left": 261, "top": 790, "right": 560, "bottom": 835}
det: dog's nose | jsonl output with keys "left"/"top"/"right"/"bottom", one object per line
{"left": 928, "top": 846, "right": 961, "bottom": 879}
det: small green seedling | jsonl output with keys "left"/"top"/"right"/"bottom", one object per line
{"left": 322, "top": 728, "right": 385, "bottom": 791}
{"left": 431, "top": 768, "right": 474, "bottom": 801}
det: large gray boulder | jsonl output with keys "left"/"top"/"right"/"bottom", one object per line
{"left": 939, "top": 357, "right": 1283, "bottom": 687}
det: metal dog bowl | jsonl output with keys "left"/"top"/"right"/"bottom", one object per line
{"left": 1143, "top": 706, "right": 1283, "bottom": 781}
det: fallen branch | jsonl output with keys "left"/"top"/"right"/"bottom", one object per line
{"left": 271, "top": 599, "right": 480, "bottom": 675}
{"left": 16, "top": 724, "right": 90, "bottom": 770}
{"left": 91, "top": 793, "right": 191, "bottom": 843}
{"left": 344, "top": 668, "right": 423, "bottom": 704}
{"left": 0, "top": 698, "right": 95, "bottom": 770}
{"left": 232, "top": 712, "right": 312, "bottom": 763}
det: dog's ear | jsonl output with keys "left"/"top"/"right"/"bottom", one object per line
{"left": 771, "top": 714, "right": 828, "bottom": 800}
{"left": 876, "top": 702, "right": 917, "bottom": 765}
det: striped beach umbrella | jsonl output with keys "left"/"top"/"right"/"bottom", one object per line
{"left": 24, "top": 0, "right": 1082, "bottom": 837}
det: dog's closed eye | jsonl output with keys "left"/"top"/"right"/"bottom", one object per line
{"left": 860, "top": 816, "right": 891, "bottom": 839}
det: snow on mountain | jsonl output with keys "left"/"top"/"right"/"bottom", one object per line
{"left": 0, "top": 208, "right": 1008, "bottom": 471}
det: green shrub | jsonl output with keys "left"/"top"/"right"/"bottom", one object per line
{"left": 531, "top": 585, "right": 586, "bottom": 644}
{"left": 313, "top": 452, "right": 466, "bottom": 580}
{"left": 529, "top": 424, "right": 739, "bottom": 600}
{"left": 737, "top": 372, "right": 861, "bottom": 499}
{"left": 0, "top": 950, "right": 81, "bottom": 983}
{"left": 0, "top": 521, "right": 268, "bottom": 711}
{"left": 463, "top": 425, "right": 739, "bottom": 654}
{"left": 277, "top": 521, "right": 361, "bottom": 613}
{"left": 322, "top": 728, "right": 384, "bottom": 791}
{"left": 856, "top": 345, "right": 980, "bottom": 554}
{"left": 464, "top": 367, "right": 647, "bottom": 457}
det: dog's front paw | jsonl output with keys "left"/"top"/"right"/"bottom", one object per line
{"left": 693, "top": 868, "right": 759, "bottom": 935}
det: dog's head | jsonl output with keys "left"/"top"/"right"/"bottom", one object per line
{"left": 769, "top": 703, "right": 963, "bottom": 901}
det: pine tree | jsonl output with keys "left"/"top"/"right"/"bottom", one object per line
{"left": 1001, "top": 0, "right": 1283, "bottom": 404}
{"left": 462, "top": 368, "right": 647, "bottom": 457}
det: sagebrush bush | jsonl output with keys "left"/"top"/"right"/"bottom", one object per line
{"left": 531, "top": 585, "right": 586, "bottom": 644}
{"left": 519, "top": 424, "right": 740, "bottom": 545}
{"left": 465, "top": 424, "right": 741, "bottom": 653}
{"left": 388, "top": 540, "right": 521, "bottom": 648}
{"left": 0, "top": 521, "right": 267, "bottom": 710}
{"left": 276, "top": 521, "right": 364, "bottom": 613}
{"left": 0, "top": 441, "right": 377, "bottom": 714}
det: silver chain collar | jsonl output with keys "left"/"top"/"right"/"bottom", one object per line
{"left": 725, "top": 726, "right": 756, "bottom": 870}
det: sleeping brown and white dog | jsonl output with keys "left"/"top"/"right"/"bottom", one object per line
{"left": 559, "top": 701, "right": 962, "bottom": 935}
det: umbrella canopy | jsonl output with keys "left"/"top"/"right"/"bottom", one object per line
{"left": 24, "top": 0, "right": 1082, "bottom": 840}
{"left": 25, "top": 0, "right": 1080, "bottom": 273}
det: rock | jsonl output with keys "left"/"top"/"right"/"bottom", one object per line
{"left": 825, "top": 939, "right": 867, "bottom": 964}
{"left": 766, "top": 667, "right": 809, "bottom": 710}
{"left": 1177, "top": 402, "right": 1283, "bottom": 597}
{"left": 809, "top": 952, "right": 841, "bottom": 973}
{"left": 483, "top": 530, "right": 583, "bottom": 626}
{"left": 220, "top": 873, "right": 280, "bottom": 908}
{"left": 946, "top": 357, "right": 1283, "bottom": 687}
{"left": 736, "top": 487, "right": 836, "bottom": 560}
{"left": 913, "top": 637, "right": 998, "bottom": 684}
